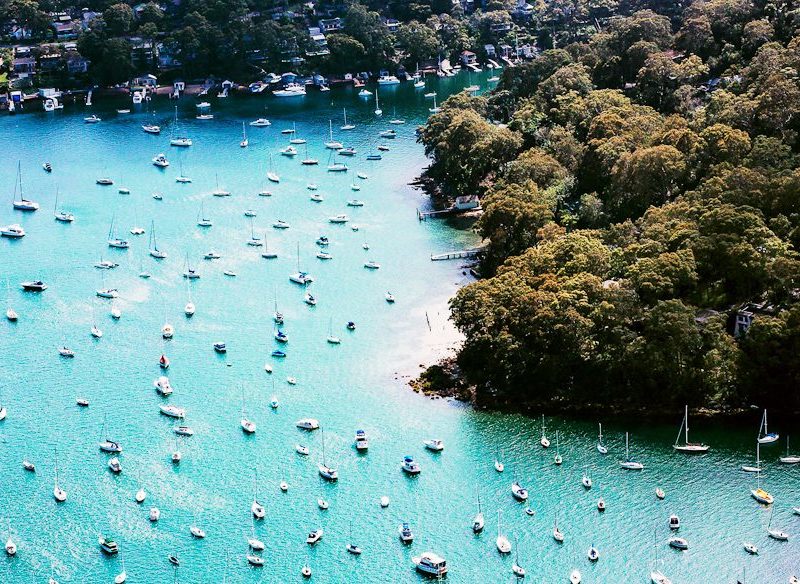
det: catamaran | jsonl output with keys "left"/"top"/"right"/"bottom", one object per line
{"left": 673, "top": 405, "right": 709, "bottom": 452}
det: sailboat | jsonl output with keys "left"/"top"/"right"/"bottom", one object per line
{"left": 212, "top": 173, "right": 230, "bottom": 197}
{"left": 750, "top": 469, "right": 774, "bottom": 504}
{"left": 650, "top": 525, "right": 672, "bottom": 584}
{"left": 267, "top": 154, "right": 280, "bottom": 183}
{"left": 767, "top": 506, "right": 789, "bottom": 540}
{"left": 757, "top": 409, "right": 779, "bottom": 444}
{"left": 261, "top": 233, "right": 278, "bottom": 259}
{"left": 241, "top": 386, "right": 256, "bottom": 434}
{"left": 53, "top": 448, "right": 67, "bottom": 502}
{"left": 176, "top": 160, "right": 191, "bottom": 183}
{"left": 553, "top": 510, "right": 564, "bottom": 542}
{"left": 540, "top": 415, "right": 550, "bottom": 448}
{"left": 184, "top": 282, "right": 195, "bottom": 317}
{"left": 388, "top": 107, "right": 405, "bottom": 125}
{"left": 53, "top": 188, "right": 74, "bottom": 222}
{"left": 779, "top": 436, "right": 800, "bottom": 464}
{"left": 289, "top": 243, "right": 314, "bottom": 285}
{"left": 554, "top": 431, "right": 563, "bottom": 464}
{"left": 251, "top": 469, "right": 266, "bottom": 518}
{"left": 11, "top": 162, "right": 39, "bottom": 211}
{"left": 289, "top": 122, "right": 306, "bottom": 144}
{"left": 148, "top": 221, "right": 166, "bottom": 258}
{"left": 318, "top": 427, "right": 338, "bottom": 481}
{"left": 326, "top": 317, "right": 341, "bottom": 344}
{"left": 374, "top": 89, "right": 382, "bottom": 116}
{"left": 197, "top": 200, "right": 212, "bottom": 227}
{"left": 325, "top": 120, "right": 343, "bottom": 149}
{"left": 673, "top": 405, "right": 709, "bottom": 452}
{"left": 742, "top": 440, "right": 762, "bottom": 472}
{"left": 239, "top": 122, "right": 249, "bottom": 148}
{"left": 107, "top": 217, "right": 129, "bottom": 248}
{"left": 495, "top": 510, "right": 511, "bottom": 553}
{"left": 273, "top": 290, "right": 284, "bottom": 325}
{"left": 169, "top": 106, "right": 192, "bottom": 147}
{"left": 247, "top": 217, "right": 263, "bottom": 247}
{"left": 183, "top": 253, "right": 200, "bottom": 279}
{"left": 90, "top": 300, "right": 103, "bottom": 337}
{"left": 301, "top": 143, "right": 318, "bottom": 165}
{"left": 512, "top": 537, "right": 526, "bottom": 577}
{"left": 597, "top": 422, "right": 608, "bottom": 454}
{"left": 340, "top": 108, "right": 355, "bottom": 130}
{"left": 429, "top": 94, "right": 440, "bottom": 113}
{"left": 619, "top": 432, "right": 644, "bottom": 470}
{"left": 472, "top": 491, "right": 484, "bottom": 533}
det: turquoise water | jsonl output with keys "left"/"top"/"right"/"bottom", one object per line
{"left": 0, "top": 72, "right": 798, "bottom": 583}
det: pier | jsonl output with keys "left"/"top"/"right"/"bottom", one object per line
{"left": 430, "top": 247, "right": 486, "bottom": 261}
{"left": 417, "top": 205, "right": 482, "bottom": 221}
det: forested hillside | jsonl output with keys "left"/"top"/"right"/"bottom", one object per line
{"left": 418, "top": 2, "right": 800, "bottom": 413}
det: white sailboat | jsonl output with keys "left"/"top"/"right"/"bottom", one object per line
{"left": 267, "top": 154, "right": 280, "bottom": 183}
{"left": 597, "top": 422, "right": 608, "bottom": 454}
{"left": 325, "top": 120, "right": 343, "bottom": 149}
{"left": 779, "top": 436, "right": 800, "bottom": 464}
{"left": 53, "top": 448, "right": 67, "bottom": 502}
{"left": 374, "top": 89, "right": 382, "bottom": 116}
{"left": 169, "top": 106, "right": 192, "bottom": 147}
{"left": 619, "top": 432, "right": 644, "bottom": 470}
{"left": 318, "top": 427, "right": 338, "bottom": 481}
{"left": 251, "top": 469, "right": 265, "bottom": 519}
{"left": 241, "top": 386, "right": 256, "bottom": 434}
{"left": 495, "top": 510, "right": 511, "bottom": 553}
{"left": 540, "top": 414, "right": 550, "bottom": 448}
{"left": 757, "top": 409, "right": 779, "bottom": 444}
{"left": 340, "top": 108, "right": 355, "bottom": 130}
{"left": 148, "top": 220, "right": 166, "bottom": 258}
{"left": 11, "top": 162, "right": 40, "bottom": 211}
{"left": 472, "top": 491, "right": 484, "bottom": 533}
{"left": 53, "top": 188, "right": 74, "bottom": 222}
{"left": 741, "top": 440, "right": 762, "bottom": 472}
{"left": 673, "top": 405, "right": 709, "bottom": 452}
{"left": 239, "top": 122, "right": 249, "bottom": 147}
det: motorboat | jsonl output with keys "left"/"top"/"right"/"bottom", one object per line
{"left": 95, "top": 259, "right": 118, "bottom": 270}
{"left": 355, "top": 429, "right": 369, "bottom": 450}
{"left": 401, "top": 455, "right": 421, "bottom": 474}
{"left": 271, "top": 350, "right": 286, "bottom": 358}
{"left": 306, "top": 529, "right": 323, "bottom": 544}
{"left": 161, "top": 323, "right": 174, "bottom": 339}
{"left": 317, "top": 251, "right": 332, "bottom": 260}
{"left": 413, "top": 552, "right": 448, "bottom": 576}
{"left": 743, "top": 542, "right": 758, "bottom": 555}
{"left": 399, "top": 522, "right": 414, "bottom": 543}
{"left": 385, "top": 291, "right": 396, "bottom": 303}
{"left": 248, "top": 536, "right": 265, "bottom": 550}
{"left": 1, "top": 224, "right": 26, "bottom": 238}
{"left": 241, "top": 417, "right": 256, "bottom": 434}
{"left": 251, "top": 499, "right": 265, "bottom": 519}
{"left": 273, "top": 220, "right": 290, "bottom": 229}
{"left": 84, "top": 115, "right": 101, "bottom": 123}
{"left": 301, "top": 565, "right": 312, "bottom": 578}
{"left": 296, "top": 444, "right": 310, "bottom": 455}
{"left": 174, "top": 426, "right": 194, "bottom": 436}
{"left": 280, "top": 146, "right": 297, "bottom": 157}
{"left": 250, "top": 118, "right": 271, "bottom": 127}
{"left": 98, "top": 536, "right": 119, "bottom": 554}
{"left": 142, "top": 124, "right": 160, "bottom": 134}
{"left": 656, "top": 487, "right": 666, "bottom": 500}
{"left": 190, "top": 526, "right": 205, "bottom": 539}
{"left": 318, "top": 498, "right": 329, "bottom": 510}
{"left": 582, "top": 471, "right": 592, "bottom": 489}
{"left": 96, "top": 288, "right": 119, "bottom": 299}
{"left": 60, "top": 347, "right": 76, "bottom": 358}
{"left": 511, "top": 481, "right": 528, "bottom": 501}
{"left": 597, "top": 498, "right": 606, "bottom": 511}
{"left": 273, "top": 83, "right": 306, "bottom": 97}
{"left": 23, "top": 460, "right": 35, "bottom": 471}
{"left": 270, "top": 397, "right": 279, "bottom": 409}
{"left": 108, "top": 457, "right": 122, "bottom": 473}
{"left": 296, "top": 418, "right": 320, "bottom": 430}
{"left": 152, "top": 154, "right": 169, "bottom": 168}
{"left": 587, "top": 545, "right": 599, "bottom": 561}
{"left": 154, "top": 376, "right": 173, "bottom": 396}
{"left": 21, "top": 281, "right": 47, "bottom": 292}
{"left": 347, "top": 199, "right": 365, "bottom": 207}
{"left": 669, "top": 514, "right": 680, "bottom": 530}
{"left": 204, "top": 251, "right": 221, "bottom": 260}
{"left": 495, "top": 459, "right": 504, "bottom": 472}
{"left": 99, "top": 439, "right": 123, "bottom": 453}
{"left": 339, "top": 147, "right": 357, "bottom": 156}
{"left": 213, "top": 342, "right": 227, "bottom": 353}
{"left": 379, "top": 129, "right": 397, "bottom": 139}
{"left": 96, "top": 177, "right": 114, "bottom": 185}
{"left": 159, "top": 404, "right": 185, "bottom": 418}
{"left": 668, "top": 537, "right": 688, "bottom": 550}
{"left": 381, "top": 496, "right": 390, "bottom": 508}
{"left": 135, "top": 487, "right": 146, "bottom": 503}
{"left": 377, "top": 75, "right": 400, "bottom": 85}
{"left": 424, "top": 439, "right": 444, "bottom": 451}
{"left": 304, "top": 292, "right": 316, "bottom": 305}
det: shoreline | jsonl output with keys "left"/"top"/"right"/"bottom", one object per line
{"left": 411, "top": 356, "right": 794, "bottom": 423}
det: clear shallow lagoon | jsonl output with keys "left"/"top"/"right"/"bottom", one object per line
{"left": 0, "top": 72, "right": 798, "bottom": 583}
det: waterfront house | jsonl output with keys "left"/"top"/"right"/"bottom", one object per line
{"left": 454, "top": 195, "right": 480, "bottom": 210}
{"left": 307, "top": 27, "right": 330, "bottom": 56}
{"left": 460, "top": 50, "right": 477, "bottom": 66}
{"left": 12, "top": 56, "right": 36, "bottom": 79}
{"left": 67, "top": 54, "right": 90, "bottom": 75}
{"left": 318, "top": 18, "right": 343, "bottom": 32}
{"left": 384, "top": 18, "right": 401, "bottom": 33}
{"left": 484, "top": 44, "right": 497, "bottom": 58}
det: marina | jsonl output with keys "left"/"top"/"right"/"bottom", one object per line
{"left": 1, "top": 72, "right": 799, "bottom": 582}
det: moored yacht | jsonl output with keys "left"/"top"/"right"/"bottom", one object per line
{"left": 413, "top": 552, "right": 448, "bottom": 576}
